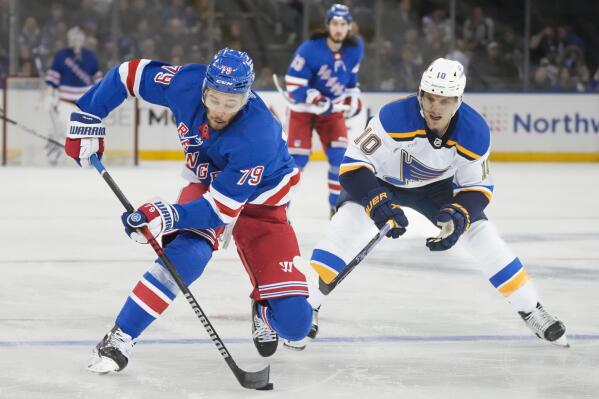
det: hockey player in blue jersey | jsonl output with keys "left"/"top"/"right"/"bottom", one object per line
{"left": 287, "top": 58, "right": 568, "bottom": 350}
{"left": 45, "top": 26, "right": 102, "bottom": 103}
{"left": 284, "top": 3, "right": 364, "bottom": 217}
{"left": 64, "top": 49, "right": 314, "bottom": 373}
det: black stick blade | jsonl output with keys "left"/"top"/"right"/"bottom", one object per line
{"left": 234, "top": 364, "right": 271, "bottom": 389}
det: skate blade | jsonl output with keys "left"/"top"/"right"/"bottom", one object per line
{"left": 550, "top": 334, "right": 570, "bottom": 348}
{"left": 283, "top": 339, "right": 308, "bottom": 351}
{"left": 87, "top": 356, "right": 121, "bottom": 374}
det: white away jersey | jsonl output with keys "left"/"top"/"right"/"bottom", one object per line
{"left": 340, "top": 95, "right": 493, "bottom": 202}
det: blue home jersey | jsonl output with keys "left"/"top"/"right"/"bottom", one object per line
{"left": 76, "top": 59, "right": 299, "bottom": 230}
{"left": 285, "top": 36, "right": 364, "bottom": 103}
{"left": 340, "top": 95, "right": 493, "bottom": 216}
{"left": 45, "top": 48, "right": 102, "bottom": 101}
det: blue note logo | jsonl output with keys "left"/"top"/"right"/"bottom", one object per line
{"left": 383, "top": 150, "right": 448, "bottom": 185}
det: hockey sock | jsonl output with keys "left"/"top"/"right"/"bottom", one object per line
{"left": 326, "top": 146, "right": 345, "bottom": 208}
{"left": 291, "top": 154, "right": 309, "bottom": 170}
{"left": 116, "top": 232, "right": 213, "bottom": 338}
{"left": 262, "top": 296, "right": 312, "bottom": 341}
{"left": 460, "top": 220, "right": 538, "bottom": 313}
{"left": 310, "top": 202, "right": 375, "bottom": 283}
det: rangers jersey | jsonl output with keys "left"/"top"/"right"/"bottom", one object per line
{"left": 45, "top": 48, "right": 102, "bottom": 101}
{"left": 76, "top": 59, "right": 299, "bottom": 230}
{"left": 285, "top": 35, "right": 364, "bottom": 103}
{"left": 340, "top": 95, "right": 493, "bottom": 210}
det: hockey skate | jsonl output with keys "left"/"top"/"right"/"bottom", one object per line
{"left": 519, "top": 302, "right": 569, "bottom": 347}
{"left": 283, "top": 306, "right": 320, "bottom": 351}
{"left": 252, "top": 301, "right": 278, "bottom": 357}
{"left": 88, "top": 325, "right": 136, "bottom": 373}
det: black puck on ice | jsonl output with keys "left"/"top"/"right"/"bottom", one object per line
{"left": 256, "top": 382, "right": 274, "bottom": 390}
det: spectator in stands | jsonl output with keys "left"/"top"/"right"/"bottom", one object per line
{"left": 159, "top": 18, "right": 189, "bottom": 60}
{"left": 140, "top": 38, "right": 159, "bottom": 60}
{"left": 558, "top": 45, "right": 589, "bottom": 92}
{"left": 532, "top": 57, "right": 559, "bottom": 90}
{"left": 382, "top": 0, "right": 418, "bottom": 49}
{"left": 18, "top": 16, "right": 42, "bottom": 64}
{"left": 446, "top": 36, "right": 470, "bottom": 75}
{"left": 421, "top": 24, "right": 449, "bottom": 67}
{"left": 470, "top": 41, "right": 519, "bottom": 90}
{"left": 556, "top": 25, "right": 585, "bottom": 54}
{"left": 161, "top": 0, "right": 196, "bottom": 26}
{"left": 254, "top": 66, "right": 274, "bottom": 89}
{"left": 463, "top": 7, "right": 494, "bottom": 54}
{"left": 422, "top": 8, "right": 451, "bottom": 46}
{"left": 395, "top": 43, "right": 420, "bottom": 90}
{"left": 530, "top": 25, "right": 558, "bottom": 65}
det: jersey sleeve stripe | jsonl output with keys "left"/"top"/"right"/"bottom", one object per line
{"left": 125, "top": 58, "right": 141, "bottom": 96}
{"left": 248, "top": 168, "right": 300, "bottom": 206}
{"left": 339, "top": 162, "right": 374, "bottom": 175}
{"left": 202, "top": 192, "right": 237, "bottom": 224}
{"left": 446, "top": 139, "right": 482, "bottom": 160}
{"left": 209, "top": 185, "right": 245, "bottom": 211}
{"left": 388, "top": 130, "right": 426, "bottom": 140}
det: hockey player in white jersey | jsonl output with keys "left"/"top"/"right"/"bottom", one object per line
{"left": 287, "top": 58, "right": 568, "bottom": 350}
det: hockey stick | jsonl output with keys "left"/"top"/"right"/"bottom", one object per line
{"left": 319, "top": 220, "right": 393, "bottom": 295}
{"left": 0, "top": 108, "right": 64, "bottom": 148}
{"left": 272, "top": 73, "right": 350, "bottom": 113}
{"left": 88, "top": 154, "right": 272, "bottom": 390}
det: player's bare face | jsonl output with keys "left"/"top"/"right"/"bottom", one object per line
{"left": 203, "top": 89, "right": 246, "bottom": 130}
{"left": 327, "top": 18, "right": 350, "bottom": 44}
{"left": 420, "top": 92, "right": 458, "bottom": 135}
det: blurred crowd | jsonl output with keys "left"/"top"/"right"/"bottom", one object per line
{"left": 1, "top": 0, "right": 599, "bottom": 92}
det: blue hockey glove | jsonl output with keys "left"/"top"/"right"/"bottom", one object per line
{"left": 426, "top": 204, "right": 471, "bottom": 251}
{"left": 362, "top": 187, "right": 408, "bottom": 239}
{"left": 121, "top": 200, "right": 179, "bottom": 244}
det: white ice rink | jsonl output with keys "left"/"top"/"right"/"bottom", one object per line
{"left": 1, "top": 161, "right": 598, "bottom": 399}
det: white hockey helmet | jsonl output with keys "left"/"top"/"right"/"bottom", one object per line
{"left": 67, "top": 26, "right": 86, "bottom": 52}
{"left": 419, "top": 58, "right": 466, "bottom": 115}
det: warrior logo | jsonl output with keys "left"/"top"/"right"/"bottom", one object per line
{"left": 279, "top": 261, "right": 294, "bottom": 272}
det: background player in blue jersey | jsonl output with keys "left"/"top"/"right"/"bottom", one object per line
{"left": 44, "top": 26, "right": 102, "bottom": 104}
{"left": 287, "top": 58, "right": 568, "bottom": 350}
{"left": 64, "top": 49, "right": 314, "bottom": 373}
{"left": 43, "top": 26, "right": 102, "bottom": 163}
{"left": 284, "top": 4, "right": 364, "bottom": 217}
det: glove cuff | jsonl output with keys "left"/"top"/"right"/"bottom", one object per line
{"left": 446, "top": 203, "right": 471, "bottom": 230}
{"left": 361, "top": 187, "right": 390, "bottom": 216}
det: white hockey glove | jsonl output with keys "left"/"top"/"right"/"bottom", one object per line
{"left": 65, "top": 111, "right": 106, "bottom": 168}
{"left": 304, "top": 89, "right": 333, "bottom": 115}
{"left": 122, "top": 200, "right": 179, "bottom": 244}
{"left": 343, "top": 87, "right": 362, "bottom": 119}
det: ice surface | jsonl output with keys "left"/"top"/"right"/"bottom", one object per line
{"left": 1, "top": 162, "right": 598, "bottom": 398}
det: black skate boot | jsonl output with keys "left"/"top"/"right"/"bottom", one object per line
{"left": 88, "top": 325, "right": 136, "bottom": 373}
{"left": 519, "top": 302, "right": 569, "bottom": 347}
{"left": 283, "top": 306, "right": 320, "bottom": 351}
{"left": 252, "top": 301, "right": 278, "bottom": 357}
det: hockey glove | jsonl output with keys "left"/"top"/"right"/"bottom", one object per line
{"left": 65, "top": 111, "right": 106, "bottom": 168}
{"left": 343, "top": 87, "right": 362, "bottom": 119}
{"left": 362, "top": 187, "right": 408, "bottom": 239}
{"left": 305, "top": 89, "right": 333, "bottom": 115}
{"left": 122, "top": 200, "right": 179, "bottom": 244}
{"left": 426, "top": 204, "right": 471, "bottom": 251}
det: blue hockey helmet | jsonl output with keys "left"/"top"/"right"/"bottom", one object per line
{"left": 204, "top": 48, "right": 255, "bottom": 95}
{"left": 325, "top": 4, "right": 352, "bottom": 24}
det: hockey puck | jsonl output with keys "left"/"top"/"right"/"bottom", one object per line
{"left": 256, "top": 382, "right": 274, "bottom": 390}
